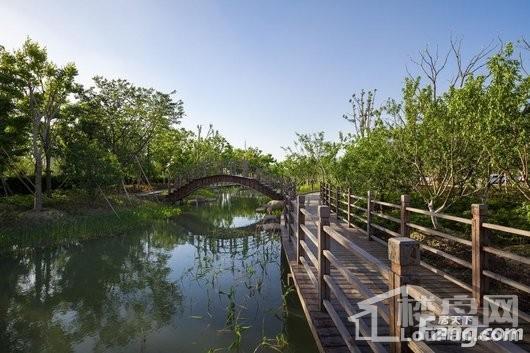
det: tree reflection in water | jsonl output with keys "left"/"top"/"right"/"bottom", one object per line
{"left": 0, "top": 190, "right": 318, "bottom": 353}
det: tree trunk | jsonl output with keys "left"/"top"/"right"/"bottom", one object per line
{"left": 32, "top": 113, "right": 43, "bottom": 211}
{"left": 427, "top": 200, "right": 439, "bottom": 229}
{"left": 1, "top": 177, "right": 11, "bottom": 196}
{"left": 45, "top": 153, "right": 52, "bottom": 198}
{"left": 121, "top": 178, "right": 130, "bottom": 200}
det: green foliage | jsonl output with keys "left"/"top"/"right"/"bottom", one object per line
{"left": 1, "top": 37, "right": 284, "bottom": 200}
{"left": 0, "top": 192, "right": 181, "bottom": 251}
{"left": 481, "top": 43, "right": 530, "bottom": 199}
{"left": 326, "top": 42, "right": 530, "bottom": 216}
{"left": 280, "top": 132, "right": 340, "bottom": 187}
{"left": 337, "top": 123, "right": 404, "bottom": 195}
{"left": 74, "top": 76, "right": 184, "bottom": 178}
{"left": 232, "top": 146, "right": 276, "bottom": 172}
{"left": 0, "top": 38, "right": 79, "bottom": 208}
{"left": 0, "top": 49, "right": 28, "bottom": 174}
{"left": 297, "top": 183, "right": 320, "bottom": 194}
{"left": 61, "top": 137, "right": 121, "bottom": 190}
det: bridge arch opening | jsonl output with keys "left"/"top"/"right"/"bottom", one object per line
{"left": 167, "top": 174, "right": 284, "bottom": 202}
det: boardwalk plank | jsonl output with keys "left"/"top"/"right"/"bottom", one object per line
{"left": 282, "top": 194, "right": 529, "bottom": 353}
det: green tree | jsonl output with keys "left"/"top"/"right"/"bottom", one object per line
{"left": 282, "top": 132, "right": 340, "bottom": 187}
{"left": 0, "top": 46, "right": 29, "bottom": 189}
{"left": 0, "top": 39, "right": 78, "bottom": 209}
{"left": 481, "top": 43, "right": 530, "bottom": 200}
{"left": 57, "top": 102, "right": 122, "bottom": 192}
{"left": 388, "top": 77, "right": 487, "bottom": 225}
{"left": 78, "top": 77, "right": 184, "bottom": 190}
{"left": 337, "top": 123, "right": 404, "bottom": 196}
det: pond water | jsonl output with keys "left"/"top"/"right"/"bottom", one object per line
{"left": 0, "top": 190, "right": 319, "bottom": 353}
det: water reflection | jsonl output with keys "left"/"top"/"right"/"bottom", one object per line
{"left": 0, "top": 191, "right": 318, "bottom": 353}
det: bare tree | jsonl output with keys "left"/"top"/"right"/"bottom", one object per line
{"left": 409, "top": 38, "right": 498, "bottom": 98}
{"left": 343, "top": 89, "right": 381, "bottom": 139}
{"left": 518, "top": 37, "right": 530, "bottom": 75}
{"left": 410, "top": 45, "right": 450, "bottom": 99}
{"left": 449, "top": 37, "right": 497, "bottom": 87}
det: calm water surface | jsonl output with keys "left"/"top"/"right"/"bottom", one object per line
{"left": 0, "top": 191, "right": 318, "bottom": 353}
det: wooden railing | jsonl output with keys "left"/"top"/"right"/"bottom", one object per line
{"left": 320, "top": 182, "right": 530, "bottom": 321}
{"left": 284, "top": 189, "right": 528, "bottom": 353}
{"left": 171, "top": 159, "right": 296, "bottom": 197}
{"left": 286, "top": 195, "right": 433, "bottom": 353}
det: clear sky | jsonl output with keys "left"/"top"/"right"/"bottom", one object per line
{"left": 1, "top": 0, "right": 528, "bottom": 159}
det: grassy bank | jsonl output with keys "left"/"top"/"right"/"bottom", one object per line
{"left": 0, "top": 191, "right": 181, "bottom": 252}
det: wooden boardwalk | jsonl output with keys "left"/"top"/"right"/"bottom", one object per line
{"left": 281, "top": 193, "right": 529, "bottom": 353}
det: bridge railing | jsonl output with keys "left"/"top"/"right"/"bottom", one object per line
{"left": 291, "top": 192, "right": 526, "bottom": 353}
{"left": 320, "top": 182, "right": 530, "bottom": 322}
{"left": 171, "top": 160, "right": 295, "bottom": 196}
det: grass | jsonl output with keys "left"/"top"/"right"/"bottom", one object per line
{"left": 0, "top": 191, "right": 181, "bottom": 252}
{"left": 297, "top": 183, "right": 319, "bottom": 194}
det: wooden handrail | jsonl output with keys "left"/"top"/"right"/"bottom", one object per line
{"left": 350, "top": 212, "right": 367, "bottom": 224}
{"left": 407, "top": 222, "right": 472, "bottom": 246}
{"left": 483, "top": 246, "right": 530, "bottom": 266}
{"left": 370, "top": 211, "right": 400, "bottom": 223}
{"left": 321, "top": 183, "right": 530, "bottom": 308}
{"left": 483, "top": 270, "right": 530, "bottom": 294}
{"left": 482, "top": 222, "right": 530, "bottom": 238}
{"left": 420, "top": 244, "right": 472, "bottom": 269}
{"left": 323, "top": 225, "right": 391, "bottom": 280}
{"left": 323, "top": 250, "right": 389, "bottom": 323}
{"left": 300, "top": 239, "right": 319, "bottom": 269}
{"left": 420, "top": 260, "right": 472, "bottom": 292}
{"left": 300, "top": 224, "right": 318, "bottom": 247}
{"left": 406, "top": 206, "right": 472, "bottom": 224}
{"left": 300, "top": 256, "right": 318, "bottom": 287}
{"left": 321, "top": 300, "right": 361, "bottom": 353}
{"left": 308, "top": 185, "right": 530, "bottom": 352}
{"left": 407, "top": 285, "right": 529, "bottom": 353}
{"left": 350, "top": 204, "right": 367, "bottom": 212}
{"left": 300, "top": 208, "right": 312, "bottom": 219}
{"left": 324, "top": 275, "right": 388, "bottom": 353}
{"left": 371, "top": 223, "right": 400, "bottom": 238}
{"left": 371, "top": 199, "right": 400, "bottom": 209}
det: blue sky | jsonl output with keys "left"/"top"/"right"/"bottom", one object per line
{"left": 1, "top": 0, "right": 529, "bottom": 159}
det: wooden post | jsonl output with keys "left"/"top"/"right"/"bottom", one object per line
{"left": 335, "top": 187, "right": 339, "bottom": 217}
{"left": 297, "top": 195, "right": 306, "bottom": 264}
{"left": 318, "top": 205, "right": 330, "bottom": 311}
{"left": 347, "top": 188, "right": 352, "bottom": 228}
{"left": 283, "top": 196, "right": 288, "bottom": 228}
{"left": 388, "top": 237, "right": 420, "bottom": 353}
{"left": 289, "top": 199, "right": 293, "bottom": 239}
{"left": 327, "top": 184, "right": 331, "bottom": 207}
{"left": 367, "top": 191, "right": 372, "bottom": 240}
{"left": 471, "top": 204, "right": 488, "bottom": 307}
{"left": 285, "top": 196, "right": 291, "bottom": 238}
{"left": 400, "top": 195, "right": 410, "bottom": 237}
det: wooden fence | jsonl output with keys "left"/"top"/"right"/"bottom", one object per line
{"left": 319, "top": 182, "right": 530, "bottom": 319}
{"left": 282, "top": 183, "right": 530, "bottom": 353}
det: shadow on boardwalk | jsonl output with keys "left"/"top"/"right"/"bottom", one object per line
{"left": 281, "top": 193, "right": 530, "bottom": 353}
